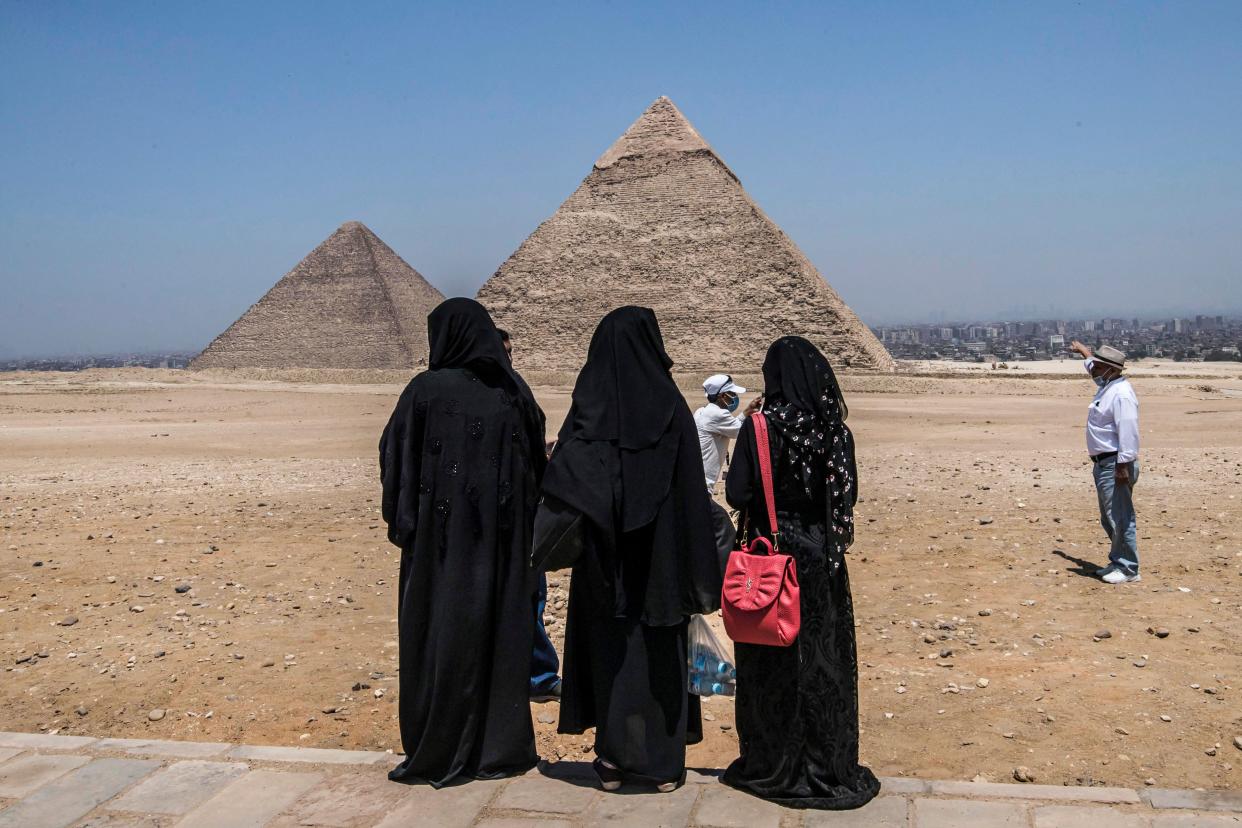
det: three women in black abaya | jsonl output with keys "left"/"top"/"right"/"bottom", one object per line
{"left": 380, "top": 298, "right": 547, "bottom": 787}
{"left": 380, "top": 301, "right": 874, "bottom": 807}
{"left": 535, "top": 306, "right": 722, "bottom": 791}
{"left": 722, "top": 336, "right": 880, "bottom": 810}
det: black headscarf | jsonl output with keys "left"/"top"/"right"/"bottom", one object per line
{"left": 426, "top": 297, "right": 546, "bottom": 475}
{"left": 428, "top": 297, "right": 512, "bottom": 373}
{"left": 556, "top": 305, "right": 680, "bottom": 449}
{"left": 761, "top": 336, "right": 857, "bottom": 549}
{"left": 540, "top": 306, "right": 720, "bottom": 624}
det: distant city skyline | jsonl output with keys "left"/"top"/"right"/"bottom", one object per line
{"left": 873, "top": 306, "right": 1242, "bottom": 328}
{"left": 2, "top": 3, "right": 1240, "bottom": 359}
{"left": 5, "top": 310, "right": 1238, "bottom": 363}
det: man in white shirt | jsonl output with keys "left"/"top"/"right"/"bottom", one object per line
{"left": 695, "top": 374, "right": 763, "bottom": 572}
{"left": 1070, "top": 341, "right": 1141, "bottom": 584}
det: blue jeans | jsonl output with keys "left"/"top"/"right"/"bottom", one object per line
{"left": 1093, "top": 455, "right": 1139, "bottom": 573}
{"left": 531, "top": 572, "right": 561, "bottom": 693}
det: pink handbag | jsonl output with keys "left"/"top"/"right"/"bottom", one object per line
{"left": 721, "top": 413, "right": 801, "bottom": 647}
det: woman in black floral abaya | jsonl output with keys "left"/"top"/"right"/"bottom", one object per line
{"left": 723, "top": 336, "right": 880, "bottom": 810}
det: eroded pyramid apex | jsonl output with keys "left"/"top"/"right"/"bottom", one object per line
{"left": 594, "top": 96, "right": 730, "bottom": 177}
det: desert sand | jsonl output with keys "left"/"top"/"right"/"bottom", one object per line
{"left": 1, "top": 363, "right": 1239, "bottom": 790}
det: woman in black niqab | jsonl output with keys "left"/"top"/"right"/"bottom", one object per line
{"left": 722, "top": 336, "right": 880, "bottom": 810}
{"left": 535, "top": 306, "right": 721, "bottom": 790}
{"left": 380, "top": 297, "right": 546, "bottom": 787}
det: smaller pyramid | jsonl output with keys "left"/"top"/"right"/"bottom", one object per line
{"left": 191, "top": 222, "right": 444, "bottom": 369}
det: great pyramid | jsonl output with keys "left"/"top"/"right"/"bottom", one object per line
{"left": 192, "top": 221, "right": 444, "bottom": 369}
{"left": 476, "top": 97, "right": 895, "bottom": 372}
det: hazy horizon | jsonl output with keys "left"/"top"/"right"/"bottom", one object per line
{"left": 3, "top": 2, "right": 1240, "bottom": 359}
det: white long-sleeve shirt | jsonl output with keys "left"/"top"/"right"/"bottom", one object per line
{"left": 1084, "top": 359, "right": 1140, "bottom": 463}
{"left": 694, "top": 404, "right": 745, "bottom": 491}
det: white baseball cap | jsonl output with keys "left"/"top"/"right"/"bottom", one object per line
{"left": 703, "top": 374, "right": 746, "bottom": 397}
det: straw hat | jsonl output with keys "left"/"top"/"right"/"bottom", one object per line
{"left": 1094, "top": 345, "right": 1126, "bottom": 369}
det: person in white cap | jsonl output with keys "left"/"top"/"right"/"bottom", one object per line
{"left": 1070, "top": 341, "right": 1141, "bottom": 583}
{"left": 695, "top": 374, "right": 763, "bottom": 572}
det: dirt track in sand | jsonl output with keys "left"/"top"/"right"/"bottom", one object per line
{"left": 1, "top": 365, "right": 1240, "bottom": 789}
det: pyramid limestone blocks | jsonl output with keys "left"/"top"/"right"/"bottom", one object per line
{"left": 477, "top": 97, "right": 895, "bottom": 372}
{"left": 192, "top": 222, "right": 443, "bottom": 369}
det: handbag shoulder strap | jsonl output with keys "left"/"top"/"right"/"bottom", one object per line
{"left": 751, "top": 413, "right": 779, "bottom": 545}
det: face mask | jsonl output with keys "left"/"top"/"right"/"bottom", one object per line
{"left": 725, "top": 395, "right": 740, "bottom": 412}
{"left": 1093, "top": 374, "right": 1112, "bottom": 388}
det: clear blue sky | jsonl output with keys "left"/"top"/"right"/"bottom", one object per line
{"left": 2, "top": 1, "right": 1239, "bottom": 357}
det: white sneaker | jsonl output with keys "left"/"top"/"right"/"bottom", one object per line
{"left": 1101, "top": 568, "right": 1140, "bottom": 584}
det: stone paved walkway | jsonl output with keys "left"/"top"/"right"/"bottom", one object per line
{"left": 0, "top": 732, "right": 1238, "bottom": 827}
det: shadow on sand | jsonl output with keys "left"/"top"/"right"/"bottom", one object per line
{"left": 1052, "top": 548, "right": 1104, "bottom": 579}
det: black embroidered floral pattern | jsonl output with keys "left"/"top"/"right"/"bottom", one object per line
{"left": 724, "top": 511, "right": 878, "bottom": 809}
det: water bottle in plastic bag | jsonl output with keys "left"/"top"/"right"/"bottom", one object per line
{"left": 687, "top": 614, "right": 736, "bottom": 697}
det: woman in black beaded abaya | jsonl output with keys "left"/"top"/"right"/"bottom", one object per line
{"left": 380, "top": 298, "right": 547, "bottom": 788}
{"left": 722, "top": 336, "right": 880, "bottom": 810}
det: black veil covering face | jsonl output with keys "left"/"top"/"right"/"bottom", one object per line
{"left": 537, "top": 306, "right": 720, "bottom": 786}
{"left": 539, "top": 305, "right": 721, "bottom": 625}
{"left": 380, "top": 297, "right": 546, "bottom": 788}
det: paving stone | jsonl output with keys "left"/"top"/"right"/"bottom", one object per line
{"left": 227, "top": 744, "right": 389, "bottom": 765}
{"left": 263, "top": 771, "right": 414, "bottom": 827}
{"left": 804, "top": 794, "right": 910, "bottom": 827}
{"left": 0, "top": 757, "right": 160, "bottom": 828}
{"left": 930, "top": 780, "right": 1141, "bottom": 804}
{"left": 94, "top": 738, "right": 232, "bottom": 758}
{"left": 475, "top": 820, "right": 574, "bottom": 828}
{"left": 373, "top": 779, "right": 502, "bottom": 828}
{"left": 0, "top": 752, "right": 91, "bottom": 797}
{"left": 0, "top": 749, "right": 22, "bottom": 765}
{"left": 1147, "top": 789, "right": 1242, "bottom": 813}
{"left": 0, "top": 731, "right": 97, "bottom": 750}
{"left": 107, "top": 760, "right": 248, "bottom": 815}
{"left": 1034, "top": 804, "right": 1149, "bottom": 827}
{"left": 694, "top": 784, "right": 782, "bottom": 828}
{"left": 176, "top": 769, "right": 322, "bottom": 828}
{"left": 914, "top": 798, "right": 1028, "bottom": 828}
{"left": 76, "top": 814, "right": 171, "bottom": 827}
{"left": 1152, "top": 814, "right": 1242, "bottom": 827}
{"left": 878, "top": 776, "right": 928, "bottom": 794}
{"left": 533, "top": 761, "right": 595, "bottom": 782}
{"left": 584, "top": 781, "right": 699, "bottom": 826}
{"left": 685, "top": 768, "right": 723, "bottom": 785}
{"left": 493, "top": 773, "right": 599, "bottom": 815}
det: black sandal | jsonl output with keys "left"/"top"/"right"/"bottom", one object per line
{"left": 593, "top": 757, "right": 623, "bottom": 792}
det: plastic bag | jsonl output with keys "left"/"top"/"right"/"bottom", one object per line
{"left": 687, "top": 614, "right": 736, "bottom": 697}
